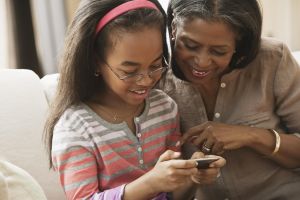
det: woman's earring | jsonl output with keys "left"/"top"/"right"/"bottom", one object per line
{"left": 94, "top": 72, "right": 100, "bottom": 77}
{"left": 171, "top": 37, "right": 175, "bottom": 41}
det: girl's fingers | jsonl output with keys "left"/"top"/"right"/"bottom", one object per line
{"left": 209, "top": 156, "right": 226, "bottom": 168}
{"left": 169, "top": 159, "right": 198, "bottom": 169}
{"left": 157, "top": 150, "right": 181, "bottom": 162}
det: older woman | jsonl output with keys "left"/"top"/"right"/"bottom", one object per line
{"left": 158, "top": 0, "right": 300, "bottom": 199}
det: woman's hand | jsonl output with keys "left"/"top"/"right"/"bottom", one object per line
{"left": 189, "top": 151, "right": 226, "bottom": 184}
{"left": 177, "top": 121, "right": 254, "bottom": 155}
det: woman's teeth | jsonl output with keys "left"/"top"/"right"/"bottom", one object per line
{"left": 192, "top": 68, "right": 210, "bottom": 77}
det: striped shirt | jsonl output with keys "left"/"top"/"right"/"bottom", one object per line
{"left": 52, "top": 89, "right": 181, "bottom": 200}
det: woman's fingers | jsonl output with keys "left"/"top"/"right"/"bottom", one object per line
{"left": 211, "top": 141, "right": 225, "bottom": 155}
{"left": 176, "top": 122, "right": 209, "bottom": 146}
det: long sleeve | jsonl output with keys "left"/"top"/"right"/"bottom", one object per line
{"left": 52, "top": 133, "right": 126, "bottom": 200}
{"left": 273, "top": 42, "right": 300, "bottom": 136}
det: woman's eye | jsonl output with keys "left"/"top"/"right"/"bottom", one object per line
{"left": 211, "top": 50, "right": 227, "bottom": 56}
{"left": 184, "top": 43, "right": 198, "bottom": 50}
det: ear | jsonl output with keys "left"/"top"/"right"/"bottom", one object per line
{"left": 94, "top": 60, "right": 103, "bottom": 76}
{"left": 171, "top": 20, "right": 177, "bottom": 40}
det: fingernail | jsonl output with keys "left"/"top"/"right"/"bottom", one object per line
{"left": 175, "top": 141, "right": 180, "bottom": 147}
{"left": 174, "top": 152, "right": 181, "bottom": 156}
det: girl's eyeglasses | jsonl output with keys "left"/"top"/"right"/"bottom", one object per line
{"left": 105, "top": 57, "right": 168, "bottom": 83}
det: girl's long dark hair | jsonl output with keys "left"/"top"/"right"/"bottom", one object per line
{"left": 44, "top": 0, "right": 168, "bottom": 168}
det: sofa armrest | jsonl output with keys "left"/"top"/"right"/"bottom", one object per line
{"left": 0, "top": 69, "right": 64, "bottom": 199}
{"left": 41, "top": 73, "right": 60, "bottom": 105}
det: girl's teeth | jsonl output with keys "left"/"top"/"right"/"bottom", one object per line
{"left": 132, "top": 90, "right": 146, "bottom": 94}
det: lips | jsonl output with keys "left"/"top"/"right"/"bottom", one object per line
{"left": 130, "top": 89, "right": 145, "bottom": 94}
{"left": 129, "top": 88, "right": 149, "bottom": 101}
{"left": 192, "top": 68, "right": 211, "bottom": 78}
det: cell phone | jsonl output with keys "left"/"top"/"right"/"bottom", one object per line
{"left": 194, "top": 156, "right": 219, "bottom": 169}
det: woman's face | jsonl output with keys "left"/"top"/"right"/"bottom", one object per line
{"left": 98, "top": 27, "right": 164, "bottom": 106}
{"left": 172, "top": 18, "right": 236, "bottom": 85}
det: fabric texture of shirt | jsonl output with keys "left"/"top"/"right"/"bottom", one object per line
{"left": 158, "top": 37, "right": 300, "bottom": 200}
{"left": 52, "top": 89, "right": 180, "bottom": 200}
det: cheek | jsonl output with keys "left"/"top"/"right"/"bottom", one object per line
{"left": 216, "top": 60, "right": 229, "bottom": 70}
{"left": 100, "top": 72, "right": 127, "bottom": 92}
{"left": 174, "top": 43, "right": 188, "bottom": 59}
{"left": 214, "top": 57, "right": 232, "bottom": 71}
{"left": 174, "top": 46, "right": 191, "bottom": 67}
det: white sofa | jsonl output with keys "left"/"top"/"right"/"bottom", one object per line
{"left": 0, "top": 51, "right": 299, "bottom": 200}
{"left": 0, "top": 69, "right": 64, "bottom": 199}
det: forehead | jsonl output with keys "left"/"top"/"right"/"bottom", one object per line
{"left": 106, "top": 27, "right": 163, "bottom": 62}
{"left": 176, "top": 18, "right": 237, "bottom": 46}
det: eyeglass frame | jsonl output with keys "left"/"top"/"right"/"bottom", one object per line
{"left": 104, "top": 57, "right": 168, "bottom": 83}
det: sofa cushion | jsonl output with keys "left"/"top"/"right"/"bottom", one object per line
{"left": 0, "top": 160, "right": 47, "bottom": 200}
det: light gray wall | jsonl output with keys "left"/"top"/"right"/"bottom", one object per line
{"left": 261, "top": 0, "right": 300, "bottom": 51}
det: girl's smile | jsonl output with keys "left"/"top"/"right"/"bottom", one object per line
{"left": 99, "top": 27, "right": 164, "bottom": 107}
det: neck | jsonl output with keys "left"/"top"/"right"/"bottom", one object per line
{"left": 89, "top": 92, "right": 144, "bottom": 122}
{"left": 193, "top": 77, "right": 220, "bottom": 94}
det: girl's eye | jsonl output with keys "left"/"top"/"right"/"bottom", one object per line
{"left": 118, "top": 68, "right": 138, "bottom": 76}
{"left": 150, "top": 63, "right": 162, "bottom": 70}
{"left": 122, "top": 71, "right": 137, "bottom": 76}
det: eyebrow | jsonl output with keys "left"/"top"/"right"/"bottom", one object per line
{"left": 120, "top": 53, "right": 163, "bottom": 67}
{"left": 182, "top": 36, "right": 230, "bottom": 49}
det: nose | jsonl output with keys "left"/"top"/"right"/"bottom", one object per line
{"left": 194, "top": 52, "right": 212, "bottom": 68}
{"left": 136, "top": 73, "right": 154, "bottom": 86}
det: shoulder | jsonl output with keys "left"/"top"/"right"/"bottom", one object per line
{"left": 258, "top": 37, "right": 291, "bottom": 63}
{"left": 52, "top": 104, "right": 98, "bottom": 153}
{"left": 53, "top": 104, "right": 99, "bottom": 142}
{"left": 55, "top": 104, "right": 91, "bottom": 129}
{"left": 149, "top": 89, "right": 177, "bottom": 107}
{"left": 147, "top": 89, "right": 178, "bottom": 116}
{"left": 244, "top": 37, "right": 296, "bottom": 75}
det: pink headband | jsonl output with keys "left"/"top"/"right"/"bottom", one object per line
{"left": 95, "top": 0, "right": 159, "bottom": 35}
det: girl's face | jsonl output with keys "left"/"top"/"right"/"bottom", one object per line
{"left": 172, "top": 18, "right": 236, "bottom": 85}
{"left": 98, "top": 27, "right": 164, "bottom": 106}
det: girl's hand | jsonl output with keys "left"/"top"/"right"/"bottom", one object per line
{"left": 189, "top": 152, "right": 226, "bottom": 184}
{"left": 147, "top": 150, "right": 198, "bottom": 193}
{"left": 177, "top": 122, "right": 254, "bottom": 155}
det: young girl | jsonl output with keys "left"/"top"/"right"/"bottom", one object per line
{"left": 44, "top": 0, "right": 225, "bottom": 199}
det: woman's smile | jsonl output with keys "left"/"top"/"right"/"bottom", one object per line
{"left": 192, "top": 68, "right": 212, "bottom": 78}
